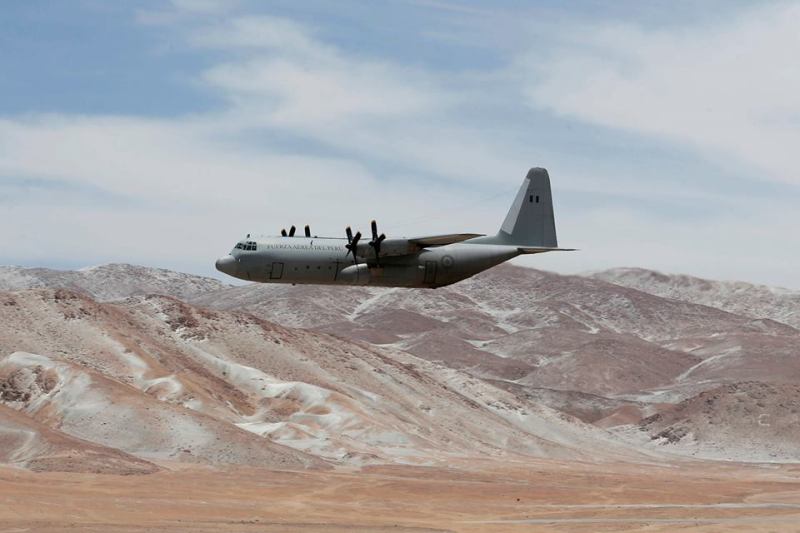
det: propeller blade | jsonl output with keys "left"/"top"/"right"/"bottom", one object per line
{"left": 346, "top": 231, "right": 362, "bottom": 261}
{"left": 304, "top": 225, "right": 311, "bottom": 237}
{"left": 368, "top": 221, "right": 386, "bottom": 266}
{"left": 289, "top": 225, "right": 296, "bottom": 237}
{"left": 346, "top": 226, "right": 353, "bottom": 243}
{"left": 281, "top": 228, "right": 287, "bottom": 237}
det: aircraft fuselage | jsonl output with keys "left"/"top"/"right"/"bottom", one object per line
{"left": 215, "top": 168, "right": 571, "bottom": 288}
{"left": 216, "top": 236, "right": 519, "bottom": 288}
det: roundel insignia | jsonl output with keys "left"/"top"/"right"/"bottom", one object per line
{"left": 441, "top": 255, "right": 455, "bottom": 268}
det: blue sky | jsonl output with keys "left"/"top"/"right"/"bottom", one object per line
{"left": 1, "top": 0, "right": 798, "bottom": 287}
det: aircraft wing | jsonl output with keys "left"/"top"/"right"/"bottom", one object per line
{"left": 354, "top": 233, "right": 484, "bottom": 260}
{"left": 408, "top": 233, "right": 484, "bottom": 246}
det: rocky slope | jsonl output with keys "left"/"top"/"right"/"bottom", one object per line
{"left": 631, "top": 381, "right": 800, "bottom": 462}
{"left": 2, "top": 262, "right": 798, "bottom": 468}
{"left": 0, "top": 286, "right": 635, "bottom": 473}
{"left": 0, "top": 263, "right": 229, "bottom": 302}
{"left": 192, "top": 265, "right": 800, "bottom": 400}
{"left": 0, "top": 403, "right": 158, "bottom": 474}
{"left": 191, "top": 263, "right": 800, "bottom": 462}
{"left": 590, "top": 267, "right": 800, "bottom": 329}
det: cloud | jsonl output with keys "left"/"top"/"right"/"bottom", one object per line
{"left": 193, "top": 15, "right": 444, "bottom": 123}
{"left": 0, "top": 114, "right": 371, "bottom": 207}
{"left": 191, "top": 15, "right": 326, "bottom": 55}
{"left": 190, "top": 14, "right": 531, "bottom": 183}
{"left": 1, "top": 4, "right": 798, "bottom": 287}
{"left": 522, "top": 2, "right": 800, "bottom": 186}
{"left": 170, "top": 0, "right": 236, "bottom": 13}
{"left": 0, "top": 13, "right": 524, "bottom": 277}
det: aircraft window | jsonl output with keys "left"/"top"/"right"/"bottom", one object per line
{"left": 235, "top": 243, "right": 242, "bottom": 249}
{"left": 529, "top": 194, "right": 533, "bottom": 203}
{"left": 536, "top": 195, "right": 540, "bottom": 203}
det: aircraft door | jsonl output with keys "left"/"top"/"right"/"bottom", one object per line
{"left": 269, "top": 262, "right": 284, "bottom": 280}
{"left": 424, "top": 260, "right": 437, "bottom": 285}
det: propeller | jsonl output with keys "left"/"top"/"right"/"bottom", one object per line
{"left": 304, "top": 225, "right": 311, "bottom": 237}
{"left": 368, "top": 220, "right": 386, "bottom": 266}
{"left": 345, "top": 226, "right": 362, "bottom": 264}
{"left": 288, "top": 225, "right": 296, "bottom": 237}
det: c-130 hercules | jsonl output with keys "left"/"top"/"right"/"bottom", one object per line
{"left": 215, "top": 168, "right": 573, "bottom": 288}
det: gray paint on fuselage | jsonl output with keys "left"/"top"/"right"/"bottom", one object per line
{"left": 220, "top": 236, "right": 520, "bottom": 288}
{"left": 214, "top": 168, "right": 572, "bottom": 289}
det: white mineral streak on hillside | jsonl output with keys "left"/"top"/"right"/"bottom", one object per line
{"left": 590, "top": 267, "right": 800, "bottom": 329}
{"left": 0, "top": 284, "right": 647, "bottom": 473}
{"left": 0, "top": 263, "right": 230, "bottom": 302}
{"left": 0, "top": 350, "right": 320, "bottom": 469}
{"left": 0, "top": 402, "right": 158, "bottom": 474}
{"left": 192, "top": 263, "right": 800, "bottom": 462}
{"left": 3, "top": 263, "right": 799, "bottom": 470}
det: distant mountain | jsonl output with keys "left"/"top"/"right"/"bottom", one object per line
{"left": 633, "top": 381, "right": 800, "bottom": 462}
{"left": 192, "top": 265, "right": 800, "bottom": 400}
{"left": 0, "top": 287, "right": 630, "bottom": 473}
{"left": 190, "top": 263, "right": 800, "bottom": 462}
{"left": 590, "top": 267, "right": 800, "bottom": 329}
{"left": 0, "top": 263, "right": 229, "bottom": 302}
{"left": 2, "top": 263, "right": 799, "bottom": 469}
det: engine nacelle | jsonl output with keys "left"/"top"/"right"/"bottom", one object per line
{"left": 337, "top": 263, "right": 370, "bottom": 284}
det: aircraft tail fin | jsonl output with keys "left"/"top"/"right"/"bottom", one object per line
{"left": 482, "top": 168, "right": 559, "bottom": 247}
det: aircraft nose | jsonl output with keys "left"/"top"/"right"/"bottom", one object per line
{"left": 215, "top": 255, "right": 237, "bottom": 276}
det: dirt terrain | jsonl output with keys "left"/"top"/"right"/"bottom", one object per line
{"left": 2, "top": 263, "right": 800, "bottom": 532}
{"left": 2, "top": 459, "right": 800, "bottom": 532}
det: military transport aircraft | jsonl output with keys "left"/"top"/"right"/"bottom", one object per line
{"left": 215, "top": 168, "right": 573, "bottom": 288}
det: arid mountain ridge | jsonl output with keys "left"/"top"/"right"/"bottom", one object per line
{"left": 1, "top": 262, "right": 798, "bottom": 471}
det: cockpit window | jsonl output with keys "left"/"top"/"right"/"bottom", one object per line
{"left": 235, "top": 243, "right": 243, "bottom": 249}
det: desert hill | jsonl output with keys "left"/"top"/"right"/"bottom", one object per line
{"left": 192, "top": 265, "right": 800, "bottom": 399}
{"left": 0, "top": 403, "right": 158, "bottom": 474}
{"left": 635, "top": 381, "right": 800, "bottom": 462}
{"left": 591, "top": 267, "right": 800, "bottom": 329}
{"left": 0, "top": 263, "right": 229, "bottom": 302}
{"left": 2, "top": 262, "right": 799, "bottom": 470}
{"left": 0, "top": 284, "right": 635, "bottom": 473}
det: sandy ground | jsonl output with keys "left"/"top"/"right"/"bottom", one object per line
{"left": 2, "top": 459, "right": 800, "bottom": 532}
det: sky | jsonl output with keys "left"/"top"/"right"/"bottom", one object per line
{"left": 1, "top": 0, "right": 798, "bottom": 287}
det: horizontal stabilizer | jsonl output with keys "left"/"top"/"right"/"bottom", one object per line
{"left": 517, "top": 246, "right": 576, "bottom": 255}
